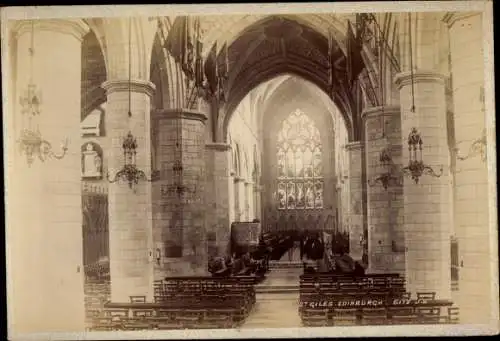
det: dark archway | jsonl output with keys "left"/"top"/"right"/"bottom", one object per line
{"left": 220, "top": 16, "right": 365, "bottom": 143}
{"left": 81, "top": 29, "right": 107, "bottom": 121}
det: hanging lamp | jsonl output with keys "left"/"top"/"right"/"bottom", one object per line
{"left": 107, "top": 17, "right": 158, "bottom": 189}
{"left": 18, "top": 19, "right": 69, "bottom": 166}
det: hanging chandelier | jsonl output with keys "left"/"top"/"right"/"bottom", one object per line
{"left": 18, "top": 20, "right": 68, "bottom": 166}
{"left": 107, "top": 17, "right": 158, "bottom": 190}
{"left": 401, "top": 128, "right": 443, "bottom": 184}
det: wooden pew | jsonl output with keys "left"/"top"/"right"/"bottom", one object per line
{"left": 299, "top": 295, "right": 457, "bottom": 326}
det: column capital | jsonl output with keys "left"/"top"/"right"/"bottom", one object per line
{"left": 345, "top": 141, "right": 364, "bottom": 152}
{"left": 442, "top": 12, "right": 480, "bottom": 27}
{"left": 12, "top": 19, "right": 89, "bottom": 42}
{"left": 361, "top": 105, "right": 401, "bottom": 122}
{"left": 245, "top": 181, "right": 254, "bottom": 186}
{"left": 234, "top": 176, "right": 245, "bottom": 183}
{"left": 152, "top": 108, "right": 207, "bottom": 124}
{"left": 102, "top": 79, "right": 156, "bottom": 97}
{"left": 205, "top": 143, "right": 231, "bottom": 152}
{"left": 394, "top": 70, "right": 446, "bottom": 90}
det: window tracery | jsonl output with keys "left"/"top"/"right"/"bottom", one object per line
{"left": 276, "top": 109, "right": 323, "bottom": 210}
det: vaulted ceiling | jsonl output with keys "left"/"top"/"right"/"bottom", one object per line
{"left": 221, "top": 16, "right": 359, "bottom": 142}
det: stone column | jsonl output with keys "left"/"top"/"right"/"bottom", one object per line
{"left": 394, "top": 70, "right": 452, "bottom": 300}
{"left": 245, "top": 181, "right": 254, "bottom": 220}
{"left": 9, "top": 19, "right": 88, "bottom": 333}
{"left": 205, "top": 143, "right": 232, "bottom": 257}
{"left": 363, "top": 106, "right": 405, "bottom": 274}
{"left": 102, "top": 79, "right": 155, "bottom": 302}
{"left": 234, "top": 176, "right": 246, "bottom": 222}
{"left": 228, "top": 171, "right": 236, "bottom": 224}
{"left": 345, "top": 141, "right": 365, "bottom": 261}
{"left": 254, "top": 184, "right": 262, "bottom": 221}
{"left": 445, "top": 12, "right": 492, "bottom": 324}
{"left": 151, "top": 109, "right": 207, "bottom": 276}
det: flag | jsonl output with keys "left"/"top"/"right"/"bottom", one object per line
{"left": 194, "top": 18, "right": 204, "bottom": 87}
{"left": 165, "top": 16, "right": 195, "bottom": 80}
{"left": 204, "top": 42, "right": 218, "bottom": 95}
{"left": 164, "top": 16, "right": 188, "bottom": 64}
{"left": 346, "top": 19, "right": 364, "bottom": 87}
{"left": 195, "top": 39, "right": 204, "bottom": 87}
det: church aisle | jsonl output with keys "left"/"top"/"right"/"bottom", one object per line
{"left": 241, "top": 292, "right": 302, "bottom": 328}
{"left": 242, "top": 252, "right": 303, "bottom": 328}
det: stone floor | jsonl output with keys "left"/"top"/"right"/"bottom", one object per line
{"left": 242, "top": 253, "right": 303, "bottom": 328}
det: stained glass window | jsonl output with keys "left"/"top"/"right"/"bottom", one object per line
{"left": 276, "top": 109, "right": 323, "bottom": 210}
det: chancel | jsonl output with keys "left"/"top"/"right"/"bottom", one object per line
{"left": 3, "top": 7, "right": 496, "bottom": 336}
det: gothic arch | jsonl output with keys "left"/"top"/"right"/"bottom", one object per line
{"left": 217, "top": 16, "right": 366, "bottom": 144}
{"left": 81, "top": 27, "right": 107, "bottom": 120}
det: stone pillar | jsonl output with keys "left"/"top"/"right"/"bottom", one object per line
{"left": 394, "top": 70, "right": 452, "bottom": 300}
{"left": 151, "top": 109, "right": 207, "bottom": 276}
{"left": 102, "top": 79, "right": 155, "bottom": 302}
{"left": 445, "top": 12, "right": 492, "bottom": 324}
{"left": 254, "top": 184, "right": 262, "bottom": 221}
{"left": 228, "top": 171, "right": 236, "bottom": 224}
{"left": 205, "top": 143, "right": 232, "bottom": 257}
{"left": 345, "top": 141, "right": 365, "bottom": 261}
{"left": 234, "top": 176, "right": 245, "bottom": 222}
{"left": 8, "top": 19, "right": 88, "bottom": 333}
{"left": 363, "top": 106, "right": 405, "bottom": 274}
{"left": 245, "top": 181, "right": 254, "bottom": 220}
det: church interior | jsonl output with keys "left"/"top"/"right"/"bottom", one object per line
{"left": 5, "top": 10, "right": 495, "bottom": 334}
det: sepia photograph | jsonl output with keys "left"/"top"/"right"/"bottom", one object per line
{"left": 1, "top": 1, "right": 498, "bottom": 339}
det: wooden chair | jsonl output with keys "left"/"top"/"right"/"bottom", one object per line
{"left": 388, "top": 307, "right": 418, "bottom": 325}
{"left": 416, "top": 292, "right": 436, "bottom": 301}
{"left": 132, "top": 308, "right": 154, "bottom": 319}
{"left": 331, "top": 308, "right": 359, "bottom": 326}
{"left": 415, "top": 307, "right": 441, "bottom": 324}
{"left": 155, "top": 320, "right": 184, "bottom": 330}
{"left": 129, "top": 295, "right": 146, "bottom": 303}
{"left": 445, "top": 307, "right": 460, "bottom": 324}
{"left": 301, "top": 308, "right": 329, "bottom": 327}
{"left": 361, "top": 307, "right": 388, "bottom": 325}
{"left": 91, "top": 316, "right": 114, "bottom": 331}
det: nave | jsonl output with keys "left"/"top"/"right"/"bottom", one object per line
{"left": 5, "top": 7, "right": 495, "bottom": 335}
{"left": 84, "top": 234, "right": 459, "bottom": 331}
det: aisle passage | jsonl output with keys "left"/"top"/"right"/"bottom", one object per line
{"left": 242, "top": 254, "right": 303, "bottom": 328}
{"left": 241, "top": 292, "right": 302, "bottom": 328}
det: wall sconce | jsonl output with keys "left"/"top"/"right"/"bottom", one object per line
{"left": 107, "top": 131, "right": 158, "bottom": 189}
{"left": 401, "top": 128, "right": 443, "bottom": 184}
{"left": 368, "top": 145, "right": 402, "bottom": 190}
{"left": 455, "top": 129, "right": 487, "bottom": 162}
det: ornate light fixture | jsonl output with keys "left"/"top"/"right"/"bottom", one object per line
{"left": 107, "top": 131, "right": 158, "bottom": 189}
{"left": 455, "top": 129, "right": 487, "bottom": 162}
{"left": 18, "top": 20, "right": 68, "bottom": 166}
{"left": 368, "top": 144, "right": 402, "bottom": 190}
{"left": 401, "top": 128, "right": 443, "bottom": 184}
{"left": 161, "top": 160, "right": 200, "bottom": 202}
{"left": 106, "top": 18, "right": 157, "bottom": 190}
